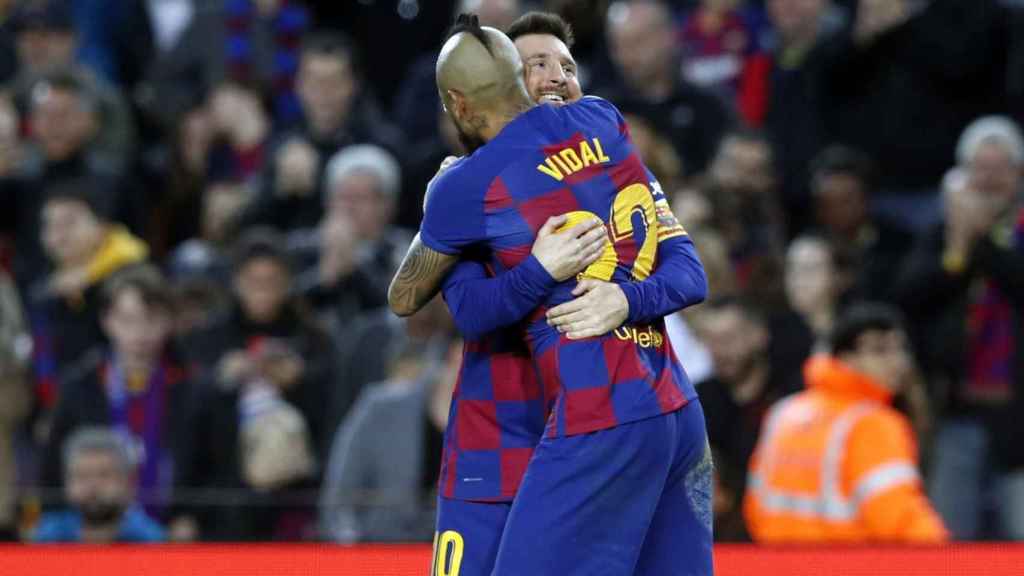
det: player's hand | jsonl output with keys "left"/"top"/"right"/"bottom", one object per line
{"left": 546, "top": 279, "right": 629, "bottom": 339}
{"left": 424, "top": 155, "right": 462, "bottom": 213}
{"left": 532, "top": 215, "right": 607, "bottom": 281}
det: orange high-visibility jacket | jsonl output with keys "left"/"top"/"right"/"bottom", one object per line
{"left": 743, "top": 355, "right": 949, "bottom": 543}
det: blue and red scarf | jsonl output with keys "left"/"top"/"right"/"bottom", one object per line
{"left": 103, "top": 356, "right": 182, "bottom": 516}
{"left": 965, "top": 207, "right": 1024, "bottom": 402}
{"left": 225, "top": 0, "right": 309, "bottom": 125}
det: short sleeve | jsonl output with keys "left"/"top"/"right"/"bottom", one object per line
{"left": 419, "top": 167, "right": 486, "bottom": 255}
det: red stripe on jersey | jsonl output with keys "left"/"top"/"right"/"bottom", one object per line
{"left": 491, "top": 353, "right": 540, "bottom": 402}
{"left": 494, "top": 245, "right": 531, "bottom": 270}
{"left": 443, "top": 445, "right": 457, "bottom": 498}
{"left": 456, "top": 400, "right": 501, "bottom": 450}
{"left": 602, "top": 337, "right": 650, "bottom": 385}
{"left": 541, "top": 132, "right": 586, "bottom": 157}
{"left": 563, "top": 387, "right": 618, "bottom": 436}
{"left": 607, "top": 152, "right": 649, "bottom": 192}
{"left": 517, "top": 187, "right": 580, "bottom": 233}
{"left": 484, "top": 176, "right": 514, "bottom": 213}
{"left": 500, "top": 448, "right": 534, "bottom": 496}
{"left": 534, "top": 345, "right": 560, "bottom": 409}
{"left": 654, "top": 362, "right": 687, "bottom": 413}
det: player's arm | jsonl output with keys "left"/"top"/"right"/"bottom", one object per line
{"left": 388, "top": 234, "right": 460, "bottom": 317}
{"left": 442, "top": 216, "right": 607, "bottom": 339}
{"left": 547, "top": 198, "right": 707, "bottom": 339}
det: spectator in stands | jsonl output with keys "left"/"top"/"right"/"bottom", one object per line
{"left": 810, "top": 145, "right": 913, "bottom": 302}
{"left": 34, "top": 427, "right": 164, "bottom": 543}
{"left": 705, "top": 130, "right": 786, "bottom": 305}
{"left": 291, "top": 145, "right": 411, "bottom": 327}
{"left": 694, "top": 297, "right": 800, "bottom": 538}
{"left": 173, "top": 230, "right": 334, "bottom": 541}
{"left": 0, "top": 271, "right": 30, "bottom": 541}
{"left": 30, "top": 180, "right": 148, "bottom": 413}
{"left": 238, "top": 32, "right": 404, "bottom": 232}
{"left": 895, "top": 116, "right": 1024, "bottom": 540}
{"left": 825, "top": 0, "right": 1012, "bottom": 229}
{"left": 754, "top": 0, "right": 838, "bottom": 232}
{"left": 205, "top": 82, "right": 271, "bottom": 185}
{"left": 41, "top": 266, "right": 191, "bottom": 518}
{"left": 10, "top": 2, "right": 137, "bottom": 166}
{"left": 320, "top": 334, "right": 455, "bottom": 543}
{"left": 167, "top": 172, "right": 250, "bottom": 284}
{"left": 142, "top": 0, "right": 310, "bottom": 129}
{"left": 679, "top": 0, "right": 760, "bottom": 100}
{"left": 602, "top": 0, "right": 732, "bottom": 176}
{"left": 745, "top": 303, "right": 948, "bottom": 543}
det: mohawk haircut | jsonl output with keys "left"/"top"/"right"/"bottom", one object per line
{"left": 506, "top": 11, "right": 576, "bottom": 49}
{"left": 445, "top": 13, "right": 493, "bottom": 56}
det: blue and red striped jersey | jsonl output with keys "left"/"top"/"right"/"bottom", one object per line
{"left": 425, "top": 97, "right": 700, "bottom": 499}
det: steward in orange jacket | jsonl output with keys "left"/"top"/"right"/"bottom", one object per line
{"left": 744, "top": 304, "right": 948, "bottom": 543}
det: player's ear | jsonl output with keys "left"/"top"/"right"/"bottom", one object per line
{"left": 446, "top": 89, "right": 468, "bottom": 121}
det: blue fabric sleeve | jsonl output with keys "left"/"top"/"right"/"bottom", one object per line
{"left": 419, "top": 165, "right": 484, "bottom": 255}
{"left": 620, "top": 235, "right": 708, "bottom": 324}
{"left": 442, "top": 256, "right": 557, "bottom": 340}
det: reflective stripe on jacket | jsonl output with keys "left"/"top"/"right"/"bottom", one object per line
{"left": 743, "top": 355, "right": 948, "bottom": 543}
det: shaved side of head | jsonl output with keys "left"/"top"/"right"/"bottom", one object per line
{"left": 437, "top": 14, "right": 530, "bottom": 115}
{"left": 436, "top": 13, "right": 534, "bottom": 151}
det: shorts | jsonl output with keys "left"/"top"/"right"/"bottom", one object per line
{"left": 491, "top": 400, "right": 713, "bottom": 576}
{"left": 433, "top": 496, "right": 512, "bottom": 576}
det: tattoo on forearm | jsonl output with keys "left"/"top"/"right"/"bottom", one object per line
{"left": 388, "top": 235, "right": 456, "bottom": 316}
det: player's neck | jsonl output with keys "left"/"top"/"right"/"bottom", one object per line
{"left": 482, "top": 96, "right": 535, "bottom": 142}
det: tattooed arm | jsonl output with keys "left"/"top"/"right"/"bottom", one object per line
{"left": 388, "top": 233, "right": 460, "bottom": 317}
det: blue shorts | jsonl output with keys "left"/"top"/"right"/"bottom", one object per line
{"left": 433, "top": 496, "right": 511, "bottom": 576}
{"left": 491, "top": 400, "right": 713, "bottom": 576}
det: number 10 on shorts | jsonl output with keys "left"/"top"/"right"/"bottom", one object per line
{"left": 431, "top": 530, "right": 464, "bottom": 576}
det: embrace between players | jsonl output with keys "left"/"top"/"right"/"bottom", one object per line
{"left": 388, "top": 12, "right": 712, "bottom": 576}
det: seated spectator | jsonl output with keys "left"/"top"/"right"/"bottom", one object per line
{"left": 694, "top": 296, "right": 800, "bottom": 530}
{"left": 33, "top": 427, "right": 164, "bottom": 543}
{"left": 809, "top": 145, "right": 913, "bottom": 302}
{"left": 238, "top": 32, "right": 403, "bottom": 232}
{"left": 290, "top": 144, "right": 412, "bottom": 327}
{"left": 41, "top": 266, "right": 191, "bottom": 518}
{"left": 320, "top": 335, "right": 456, "bottom": 543}
{"left": 601, "top": 0, "right": 733, "bottom": 176}
{"left": 204, "top": 82, "right": 271, "bottom": 186}
{"left": 173, "top": 230, "right": 334, "bottom": 541}
{"left": 0, "top": 271, "right": 30, "bottom": 541}
{"left": 744, "top": 304, "right": 948, "bottom": 543}
{"left": 30, "top": 179, "right": 148, "bottom": 413}
{"left": 895, "top": 116, "right": 1024, "bottom": 540}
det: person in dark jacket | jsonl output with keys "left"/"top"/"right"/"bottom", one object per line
{"left": 42, "top": 266, "right": 190, "bottom": 519}
{"left": 172, "top": 229, "right": 335, "bottom": 541}
{"left": 894, "top": 116, "right": 1024, "bottom": 540}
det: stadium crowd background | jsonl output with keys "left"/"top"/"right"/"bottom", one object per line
{"left": 0, "top": 0, "right": 1022, "bottom": 545}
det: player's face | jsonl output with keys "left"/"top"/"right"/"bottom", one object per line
{"left": 515, "top": 34, "right": 582, "bottom": 106}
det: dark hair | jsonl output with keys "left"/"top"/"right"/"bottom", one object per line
{"left": 446, "top": 13, "right": 493, "bottom": 56}
{"left": 506, "top": 11, "right": 576, "bottom": 48}
{"left": 810, "top": 145, "right": 875, "bottom": 194}
{"left": 230, "top": 228, "right": 292, "bottom": 274}
{"left": 102, "top": 265, "right": 175, "bottom": 315}
{"left": 43, "top": 178, "right": 109, "bottom": 219}
{"left": 830, "top": 303, "right": 905, "bottom": 356}
{"left": 300, "top": 30, "right": 360, "bottom": 76}
{"left": 31, "top": 69, "right": 97, "bottom": 112}
{"left": 702, "top": 295, "right": 767, "bottom": 327}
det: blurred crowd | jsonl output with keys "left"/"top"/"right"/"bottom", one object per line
{"left": 0, "top": 0, "right": 1021, "bottom": 544}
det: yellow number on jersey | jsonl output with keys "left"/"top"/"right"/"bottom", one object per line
{"left": 555, "top": 183, "right": 660, "bottom": 282}
{"left": 432, "top": 530, "right": 464, "bottom": 576}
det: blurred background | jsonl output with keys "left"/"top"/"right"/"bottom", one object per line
{"left": 0, "top": 0, "right": 1022, "bottom": 546}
